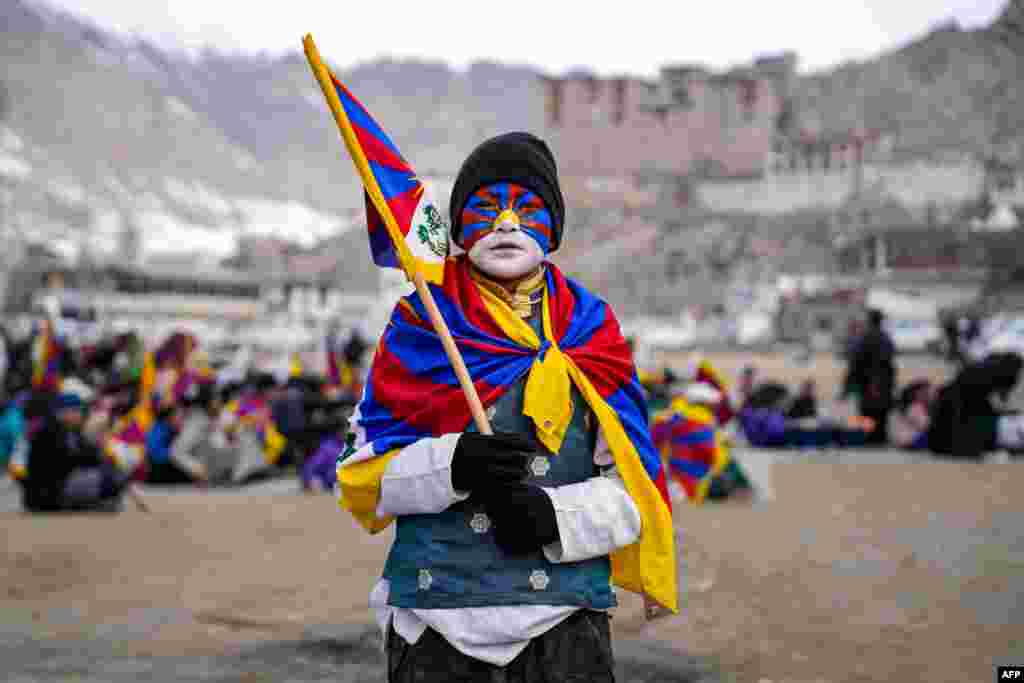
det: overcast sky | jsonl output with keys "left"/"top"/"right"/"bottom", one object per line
{"left": 47, "top": 0, "right": 1008, "bottom": 76}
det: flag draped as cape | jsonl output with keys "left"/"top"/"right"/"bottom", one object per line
{"left": 337, "top": 257, "right": 678, "bottom": 612}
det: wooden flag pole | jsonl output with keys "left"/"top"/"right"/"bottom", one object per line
{"left": 411, "top": 271, "right": 492, "bottom": 435}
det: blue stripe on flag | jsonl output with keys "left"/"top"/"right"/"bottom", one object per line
{"left": 368, "top": 219, "right": 399, "bottom": 267}
{"left": 671, "top": 428, "right": 714, "bottom": 447}
{"left": 369, "top": 160, "right": 418, "bottom": 200}
{"left": 605, "top": 383, "right": 660, "bottom": 481}
{"left": 333, "top": 82, "right": 403, "bottom": 159}
{"left": 669, "top": 457, "right": 711, "bottom": 480}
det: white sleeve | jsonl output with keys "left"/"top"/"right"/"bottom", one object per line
{"left": 541, "top": 470, "right": 642, "bottom": 564}
{"left": 540, "top": 427, "right": 641, "bottom": 563}
{"left": 375, "top": 433, "right": 470, "bottom": 517}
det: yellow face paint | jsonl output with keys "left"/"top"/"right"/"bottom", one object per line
{"left": 494, "top": 208, "right": 520, "bottom": 229}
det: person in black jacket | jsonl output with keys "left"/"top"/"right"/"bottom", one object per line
{"left": 841, "top": 309, "right": 896, "bottom": 444}
{"left": 785, "top": 379, "right": 819, "bottom": 420}
{"left": 927, "top": 352, "right": 1024, "bottom": 460}
{"left": 16, "top": 389, "right": 128, "bottom": 512}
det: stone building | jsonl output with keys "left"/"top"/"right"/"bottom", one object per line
{"left": 540, "top": 55, "right": 790, "bottom": 179}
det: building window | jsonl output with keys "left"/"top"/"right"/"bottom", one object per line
{"left": 612, "top": 78, "right": 628, "bottom": 125}
{"left": 738, "top": 79, "right": 758, "bottom": 122}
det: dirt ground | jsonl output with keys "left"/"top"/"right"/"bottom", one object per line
{"left": 3, "top": 352, "right": 1020, "bottom": 682}
{"left": 2, "top": 458, "right": 1022, "bottom": 683}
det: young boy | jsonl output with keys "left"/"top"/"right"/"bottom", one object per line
{"left": 338, "top": 133, "right": 675, "bottom": 682}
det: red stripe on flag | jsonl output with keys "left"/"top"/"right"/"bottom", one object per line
{"left": 385, "top": 184, "right": 424, "bottom": 240}
{"left": 566, "top": 317, "right": 634, "bottom": 399}
{"left": 351, "top": 121, "right": 413, "bottom": 175}
{"left": 372, "top": 341, "right": 503, "bottom": 435}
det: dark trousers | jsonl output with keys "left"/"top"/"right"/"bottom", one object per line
{"left": 387, "top": 609, "right": 615, "bottom": 683}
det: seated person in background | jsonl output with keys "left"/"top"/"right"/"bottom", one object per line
{"left": 301, "top": 430, "right": 344, "bottom": 493}
{"left": 0, "top": 384, "right": 26, "bottom": 471}
{"left": 217, "top": 373, "right": 287, "bottom": 484}
{"left": 739, "top": 382, "right": 871, "bottom": 449}
{"left": 10, "top": 385, "right": 128, "bottom": 512}
{"left": 785, "top": 379, "right": 819, "bottom": 420}
{"left": 735, "top": 365, "right": 757, "bottom": 410}
{"left": 738, "top": 382, "right": 794, "bottom": 448}
{"left": 889, "top": 380, "right": 933, "bottom": 450}
{"left": 144, "top": 405, "right": 208, "bottom": 485}
{"left": 927, "top": 352, "right": 1024, "bottom": 460}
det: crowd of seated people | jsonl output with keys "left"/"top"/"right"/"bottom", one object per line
{"left": 2, "top": 320, "right": 367, "bottom": 512}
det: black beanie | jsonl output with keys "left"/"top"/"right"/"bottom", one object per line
{"left": 449, "top": 132, "right": 566, "bottom": 252}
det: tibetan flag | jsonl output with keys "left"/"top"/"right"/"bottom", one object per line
{"left": 651, "top": 398, "right": 730, "bottom": 504}
{"left": 31, "top": 321, "right": 63, "bottom": 392}
{"left": 104, "top": 351, "right": 158, "bottom": 477}
{"left": 303, "top": 35, "right": 448, "bottom": 284}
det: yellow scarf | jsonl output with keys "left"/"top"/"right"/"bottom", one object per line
{"left": 469, "top": 265, "right": 546, "bottom": 319}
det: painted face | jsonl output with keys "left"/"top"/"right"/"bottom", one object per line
{"left": 460, "top": 182, "right": 553, "bottom": 254}
{"left": 461, "top": 183, "right": 551, "bottom": 281}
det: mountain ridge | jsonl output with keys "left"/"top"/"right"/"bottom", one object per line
{"left": 1, "top": 0, "right": 1020, "bottom": 290}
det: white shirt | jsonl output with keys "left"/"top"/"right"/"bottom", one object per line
{"left": 360, "top": 431, "right": 641, "bottom": 666}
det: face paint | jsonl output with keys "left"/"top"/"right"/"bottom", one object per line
{"left": 459, "top": 182, "right": 553, "bottom": 254}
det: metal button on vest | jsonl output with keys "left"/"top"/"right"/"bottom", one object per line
{"left": 529, "top": 569, "right": 550, "bottom": 591}
{"left": 485, "top": 404, "right": 497, "bottom": 420}
{"left": 469, "top": 512, "right": 491, "bottom": 534}
{"left": 530, "top": 455, "right": 550, "bottom": 477}
{"left": 417, "top": 569, "right": 433, "bottom": 590}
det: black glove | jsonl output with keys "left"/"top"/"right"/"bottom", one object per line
{"left": 451, "top": 432, "right": 534, "bottom": 493}
{"left": 484, "top": 483, "right": 559, "bottom": 555}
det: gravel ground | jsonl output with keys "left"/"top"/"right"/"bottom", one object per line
{"left": 0, "top": 622, "right": 721, "bottom": 682}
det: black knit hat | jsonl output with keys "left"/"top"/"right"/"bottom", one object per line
{"left": 449, "top": 132, "right": 566, "bottom": 252}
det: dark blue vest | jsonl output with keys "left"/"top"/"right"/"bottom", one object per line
{"left": 382, "top": 315, "right": 615, "bottom": 609}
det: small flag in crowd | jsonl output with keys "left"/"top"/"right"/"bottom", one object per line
{"left": 31, "top": 321, "right": 63, "bottom": 392}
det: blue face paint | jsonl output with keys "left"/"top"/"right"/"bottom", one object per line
{"left": 460, "top": 182, "right": 553, "bottom": 254}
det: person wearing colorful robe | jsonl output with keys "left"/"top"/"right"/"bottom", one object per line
{"left": 30, "top": 318, "right": 66, "bottom": 395}
{"left": 651, "top": 382, "right": 732, "bottom": 504}
{"left": 218, "top": 374, "right": 287, "bottom": 484}
{"left": 337, "top": 133, "right": 676, "bottom": 682}
{"left": 10, "top": 384, "right": 128, "bottom": 512}
{"left": 0, "top": 387, "right": 26, "bottom": 472}
{"left": 324, "top": 326, "right": 368, "bottom": 401}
